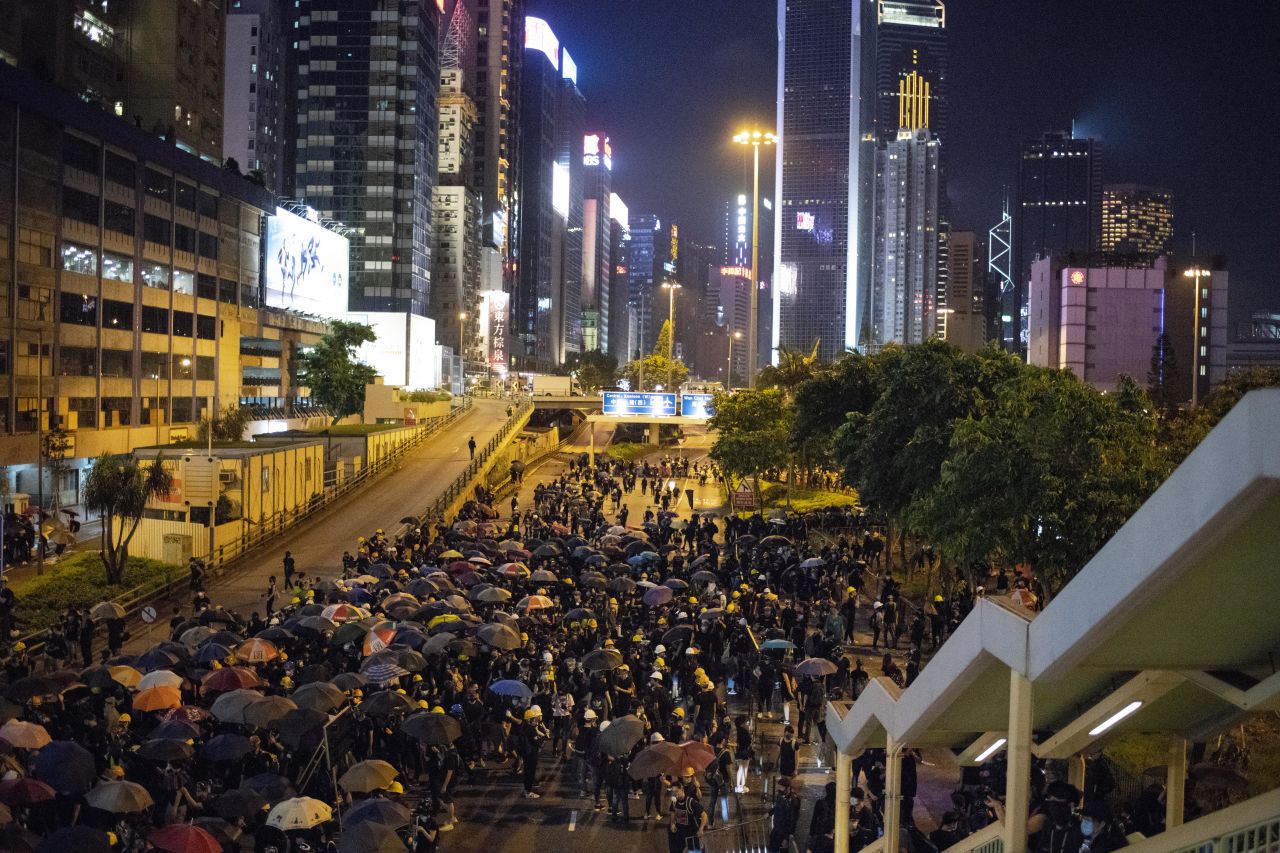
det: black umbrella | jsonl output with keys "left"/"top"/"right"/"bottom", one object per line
{"left": 400, "top": 516, "right": 419, "bottom": 525}
{"left": 338, "top": 820, "right": 405, "bottom": 853}
{"left": 202, "top": 733, "right": 253, "bottom": 763}
{"left": 5, "top": 677, "right": 54, "bottom": 702}
{"left": 34, "top": 826, "right": 110, "bottom": 853}
{"left": 580, "top": 648, "right": 623, "bottom": 673}
{"left": 360, "top": 691, "right": 417, "bottom": 718}
{"left": 208, "top": 787, "right": 267, "bottom": 819}
{"left": 662, "top": 625, "right": 696, "bottom": 646}
{"left": 33, "top": 741, "right": 95, "bottom": 795}
{"left": 137, "top": 738, "right": 194, "bottom": 762}
{"left": 150, "top": 720, "right": 201, "bottom": 741}
{"left": 691, "top": 571, "right": 718, "bottom": 584}
{"left": 241, "top": 773, "right": 295, "bottom": 802}
{"left": 663, "top": 578, "right": 689, "bottom": 590}
{"left": 342, "top": 797, "right": 411, "bottom": 829}
{"left": 401, "top": 712, "right": 461, "bottom": 745}
{"left": 605, "top": 577, "right": 636, "bottom": 595}
{"left": 597, "top": 714, "right": 646, "bottom": 757}
{"left": 132, "top": 648, "right": 179, "bottom": 673}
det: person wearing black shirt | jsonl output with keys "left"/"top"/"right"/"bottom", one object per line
{"left": 769, "top": 778, "right": 802, "bottom": 853}
{"left": 777, "top": 725, "right": 799, "bottom": 779}
{"left": 668, "top": 780, "right": 707, "bottom": 853}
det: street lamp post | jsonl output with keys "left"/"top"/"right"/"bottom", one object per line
{"left": 727, "top": 330, "right": 742, "bottom": 389}
{"left": 457, "top": 312, "right": 467, "bottom": 382}
{"left": 1183, "top": 266, "right": 1211, "bottom": 406}
{"left": 733, "top": 128, "right": 777, "bottom": 388}
{"left": 660, "top": 282, "right": 681, "bottom": 389}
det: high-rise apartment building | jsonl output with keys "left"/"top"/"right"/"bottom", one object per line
{"left": 553, "top": 57, "right": 586, "bottom": 361}
{"left": 1101, "top": 184, "right": 1173, "bottom": 256}
{"left": 581, "top": 134, "right": 612, "bottom": 353}
{"left": 1010, "top": 130, "right": 1101, "bottom": 351}
{"left": 0, "top": 0, "right": 225, "bottom": 164}
{"left": 294, "top": 1, "right": 440, "bottom": 317}
{"left": 472, "top": 0, "right": 523, "bottom": 280}
{"left": 606, "top": 194, "right": 633, "bottom": 364}
{"left": 775, "top": 0, "right": 874, "bottom": 361}
{"left": 224, "top": 0, "right": 288, "bottom": 194}
{"left": 871, "top": 128, "right": 941, "bottom": 347}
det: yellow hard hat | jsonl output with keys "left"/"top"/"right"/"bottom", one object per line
{"left": 673, "top": 707, "right": 685, "bottom": 718}
{"left": 412, "top": 674, "right": 423, "bottom": 682}
{"left": 118, "top": 713, "right": 132, "bottom": 723}
{"left": 847, "top": 586, "right": 856, "bottom": 594}
{"left": 523, "top": 707, "right": 542, "bottom": 721}
{"left": 291, "top": 597, "right": 301, "bottom": 605}
{"left": 726, "top": 603, "right": 737, "bottom": 613}
{"left": 396, "top": 688, "right": 407, "bottom": 695}
{"left": 934, "top": 594, "right": 944, "bottom": 602}
{"left": 353, "top": 689, "right": 364, "bottom": 697}
{"left": 609, "top": 598, "right": 618, "bottom": 605}
{"left": 107, "top": 832, "right": 119, "bottom": 846}
{"left": 279, "top": 652, "right": 288, "bottom": 661}
{"left": 418, "top": 700, "right": 429, "bottom": 709}
{"left": 688, "top": 596, "right": 698, "bottom": 605}
{"left": 13, "top": 642, "right": 25, "bottom": 652}
{"left": 657, "top": 617, "right": 667, "bottom": 626}
{"left": 654, "top": 657, "right": 665, "bottom": 668}
{"left": 631, "top": 633, "right": 643, "bottom": 643}
{"left": 432, "top": 706, "right": 445, "bottom": 714}
{"left": 388, "top": 781, "right": 404, "bottom": 794}
{"left": 682, "top": 767, "right": 696, "bottom": 778}
{"left": 732, "top": 591, "right": 741, "bottom": 599}
{"left": 587, "top": 619, "right": 598, "bottom": 629}
{"left": 281, "top": 676, "right": 293, "bottom": 687}
{"left": 694, "top": 668, "right": 705, "bottom": 677}
{"left": 520, "top": 632, "right": 529, "bottom": 642}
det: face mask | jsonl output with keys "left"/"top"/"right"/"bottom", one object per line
{"left": 1079, "top": 819, "right": 1095, "bottom": 837}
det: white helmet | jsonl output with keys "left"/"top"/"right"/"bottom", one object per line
{"left": 654, "top": 644, "right": 666, "bottom": 654}
{"left": 650, "top": 670, "right": 663, "bottom": 681}
{"left": 583, "top": 709, "right": 598, "bottom": 721}
{"left": 650, "top": 732, "right": 665, "bottom": 743}
{"left": 542, "top": 651, "right": 553, "bottom": 663}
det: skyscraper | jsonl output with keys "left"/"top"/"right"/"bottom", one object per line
{"left": 224, "top": 0, "right": 288, "bottom": 194}
{"left": 294, "top": 0, "right": 441, "bottom": 316}
{"left": 1101, "top": 184, "right": 1173, "bottom": 256}
{"left": 873, "top": 1, "right": 948, "bottom": 147}
{"left": 775, "top": 0, "right": 874, "bottom": 361}
{"left": 582, "top": 134, "right": 613, "bottom": 353}
{"left": 432, "top": 0, "right": 483, "bottom": 368}
{"left": 607, "top": 194, "right": 633, "bottom": 364}
{"left": 626, "top": 214, "right": 667, "bottom": 357}
{"left": 472, "top": 0, "right": 523, "bottom": 285}
{"left": 554, "top": 55, "right": 587, "bottom": 361}
{"left": 941, "top": 230, "right": 985, "bottom": 352}
{"left": 871, "top": 128, "right": 941, "bottom": 347}
{"left": 1010, "top": 130, "right": 1102, "bottom": 350}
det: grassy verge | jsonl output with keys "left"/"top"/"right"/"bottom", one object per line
{"left": 11, "top": 552, "right": 180, "bottom": 632}
{"left": 759, "top": 481, "right": 860, "bottom": 513}
{"left": 606, "top": 442, "right": 653, "bottom": 462}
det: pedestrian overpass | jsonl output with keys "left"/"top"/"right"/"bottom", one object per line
{"left": 825, "top": 390, "right": 1280, "bottom": 853}
{"left": 530, "top": 391, "right": 717, "bottom": 464}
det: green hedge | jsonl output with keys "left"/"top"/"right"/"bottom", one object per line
{"left": 10, "top": 552, "right": 180, "bottom": 632}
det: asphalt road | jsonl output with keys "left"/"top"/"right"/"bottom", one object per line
{"left": 126, "top": 398, "right": 510, "bottom": 651}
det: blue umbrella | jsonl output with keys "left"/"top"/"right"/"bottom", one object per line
{"left": 643, "top": 586, "right": 674, "bottom": 607}
{"left": 488, "top": 679, "right": 533, "bottom": 701}
{"left": 362, "top": 662, "right": 409, "bottom": 684}
{"left": 761, "top": 639, "right": 797, "bottom": 651}
{"left": 34, "top": 740, "right": 96, "bottom": 794}
{"left": 194, "top": 643, "right": 233, "bottom": 666}
{"left": 345, "top": 588, "right": 374, "bottom": 604}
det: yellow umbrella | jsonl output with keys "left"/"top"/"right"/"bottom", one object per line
{"left": 266, "top": 797, "right": 332, "bottom": 831}
{"left": 439, "top": 549, "right": 463, "bottom": 559}
{"left": 109, "top": 665, "right": 143, "bottom": 689}
{"left": 337, "top": 759, "right": 398, "bottom": 794}
{"left": 134, "top": 686, "right": 182, "bottom": 712}
{"left": 0, "top": 719, "right": 51, "bottom": 749}
{"left": 427, "top": 614, "right": 462, "bottom": 629}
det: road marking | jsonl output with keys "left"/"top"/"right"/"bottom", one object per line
{"left": 568, "top": 809, "right": 577, "bottom": 831}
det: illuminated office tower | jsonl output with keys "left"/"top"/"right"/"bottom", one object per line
{"left": 1101, "top": 184, "right": 1173, "bottom": 256}
{"left": 294, "top": 0, "right": 441, "bottom": 315}
{"left": 582, "top": 134, "right": 613, "bottom": 353}
{"left": 472, "top": 0, "right": 523, "bottom": 282}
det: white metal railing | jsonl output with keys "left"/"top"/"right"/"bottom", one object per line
{"left": 941, "top": 822, "right": 1004, "bottom": 853}
{"left": 1124, "top": 788, "right": 1280, "bottom": 853}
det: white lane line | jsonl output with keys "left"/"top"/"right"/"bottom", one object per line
{"left": 568, "top": 809, "right": 578, "bottom": 831}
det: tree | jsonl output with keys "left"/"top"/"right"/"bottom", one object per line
{"left": 223, "top": 157, "right": 241, "bottom": 174}
{"left": 621, "top": 320, "right": 689, "bottom": 391}
{"left": 1147, "top": 332, "right": 1181, "bottom": 414}
{"left": 572, "top": 349, "right": 618, "bottom": 394}
{"left": 791, "top": 350, "right": 883, "bottom": 476}
{"left": 247, "top": 169, "right": 267, "bottom": 187}
{"left": 758, "top": 342, "right": 821, "bottom": 400}
{"left": 708, "top": 388, "right": 792, "bottom": 502}
{"left": 82, "top": 454, "right": 174, "bottom": 584}
{"left": 295, "top": 320, "right": 378, "bottom": 424}
{"left": 198, "top": 406, "right": 251, "bottom": 444}
{"left": 908, "top": 368, "right": 1163, "bottom": 595}
{"left": 41, "top": 426, "right": 73, "bottom": 512}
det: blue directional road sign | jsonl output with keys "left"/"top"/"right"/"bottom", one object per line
{"left": 680, "top": 393, "right": 716, "bottom": 418}
{"left": 602, "top": 391, "right": 678, "bottom": 417}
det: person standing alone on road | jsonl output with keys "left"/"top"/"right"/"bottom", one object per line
{"left": 468, "top": 436, "right": 476, "bottom": 459}
{"left": 282, "top": 551, "right": 295, "bottom": 587}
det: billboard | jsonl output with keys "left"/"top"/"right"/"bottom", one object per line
{"left": 479, "top": 290, "right": 510, "bottom": 376}
{"left": 347, "top": 312, "right": 440, "bottom": 390}
{"left": 264, "top": 207, "right": 350, "bottom": 317}
{"left": 680, "top": 393, "right": 715, "bottom": 418}
{"left": 603, "top": 391, "right": 677, "bottom": 417}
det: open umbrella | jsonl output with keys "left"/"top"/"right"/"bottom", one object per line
{"left": 342, "top": 797, "right": 411, "bottom": 829}
{"left": 360, "top": 691, "right": 416, "bottom": 718}
{"left": 473, "top": 587, "right": 511, "bottom": 603}
{"left": 90, "top": 601, "right": 126, "bottom": 621}
{"left": 598, "top": 714, "right": 646, "bottom": 757}
{"left": 138, "top": 670, "right": 183, "bottom": 691}
{"left": 241, "top": 773, "right": 295, "bottom": 802}
{"left": 362, "top": 624, "right": 398, "bottom": 656}
{"left": 150, "top": 823, "right": 222, "bottom": 853}
{"left": 337, "top": 820, "right": 406, "bottom": 853}
{"left": 151, "top": 720, "right": 201, "bottom": 741}
{"left": 0, "top": 778, "right": 55, "bottom": 805}
{"left": 207, "top": 788, "right": 267, "bottom": 820}
{"left": 606, "top": 577, "right": 637, "bottom": 595}
{"left": 270, "top": 708, "right": 328, "bottom": 748}
{"left": 581, "top": 648, "right": 623, "bottom": 673}
{"left": 134, "top": 686, "right": 182, "bottom": 712}
{"left": 291, "top": 682, "right": 345, "bottom": 713}
{"left": 266, "top": 797, "right": 332, "bottom": 831}
{"left": 235, "top": 638, "right": 279, "bottom": 664}
{"left": 202, "top": 733, "right": 253, "bottom": 763}
{"left": 193, "top": 644, "right": 233, "bottom": 667}
{"left": 134, "top": 648, "right": 180, "bottom": 673}
{"left": 794, "top": 657, "right": 838, "bottom": 677}
{"left": 690, "top": 570, "right": 719, "bottom": 584}
{"left": 362, "top": 662, "right": 410, "bottom": 684}
{"left": 192, "top": 818, "right": 241, "bottom": 850}
{"left": 798, "top": 557, "right": 826, "bottom": 569}
{"left": 0, "top": 720, "right": 50, "bottom": 749}
{"left": 85, "top": 780, "right": 154, "bottom": 813}
{"left": 628, "top": 741, "right": 683, "bottom": 779}
{"left": 203, "top": 667, "right": 263, "bottom": 693}
{"left": 165, "top": 706, "right": 211, "bottom": 725}
{"left": 338, "top": 759, "right": 398, "bottom": 794}
{"left": 488, "top": 680, "right": 533, "bottom": 701}
{"left": 210, "top": 689, "right": 265, "bottom": 724}
{"left": 643, "top": 586, "right": 673, "bottom": 607}
{"left": 33, "top": 740, "right": 95, "bottom": 794}
{"left": 137, "top": 738, "right": 194, "bottom": 762}
{"left": 34, "top": 826, "right": 110, "bottom": 853}
{"left": 475, "top": 623, "right": 521, "bottom": 650}
{"left": 401, "top": 712, "right": 461, "bottom": 746}
{"left": 513, "top": 595, "right": 554, "bottom": 615}
{"left": 243, "top": 696, "right": 297, "bottom": 729}
{"left": 761, "top": 639, "right": 797, "bottom": 651}
{"left": 331, "top": 672, "right": 368, "bottom": 692}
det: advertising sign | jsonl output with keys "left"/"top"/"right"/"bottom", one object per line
{"left": 264, "top": 207, "right": 350, "bottom": 317}
{"left": 602, "top": 391, "right": 677, "bottom": 417}
{"left": 480, "top": 290, "right": 510, "bottom": 376}
{"left": 680, "top": 393, "right": 715, "bottom": 418}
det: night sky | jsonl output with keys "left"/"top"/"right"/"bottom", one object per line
{"left": 533, "top": 0, "right": 1280, "bottom": 317}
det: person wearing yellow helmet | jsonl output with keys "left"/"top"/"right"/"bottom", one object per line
{"left": 519, "top": 705, "right": 548, "bottom": 798}
{"left": 387, "top": 780, "right": 404, "bottom": 795}
{"left": 418, "top": 699, "right": 430, "bottom": 709}
{"left": 688, "top": 596, "right": 698, "bottom": 605}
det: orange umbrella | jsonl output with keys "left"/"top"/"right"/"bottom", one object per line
{"left": 134, "top": 686, "right": 182, "bottom": 712}
{"left": 362, "top": 622, "right": 397, "bottom": 656}
{"left": 109, "top": 665, "right": 143, "bottom": 689}
{"left": 514, "top": 595, "right": 554, "bottom": 615}
{"left": 235, "top": 638, "right": 279, "bottom": 664}
{"left": 0, "top": 720, "right": 50, "bottom": 749}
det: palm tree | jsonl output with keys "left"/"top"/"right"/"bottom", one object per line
{"left": 757, "top": 340, "right": 820, "bottom": 400}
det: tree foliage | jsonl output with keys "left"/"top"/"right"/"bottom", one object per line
{"left": 571, "top": 349, "right": 618, "bottom": 394}
{"left": 295, "top": 320, "right": 379, "bottom": 424}
{"left": 41, "top": 427, "right": 73, "bottom": 511}
{"left": 708, "top": 388, "right": 792, "bottom": 493}
{"left": 82, "top": 454, "right": 175, "bottom": 584}
{"left": 621, "top": 320, "right": 688, "bottom": 391}
{"left": 198, "top": 406, "right": 252, "bottom": 444}
{"left": 757, "top": 343, "right": 821, "bottom": 400}
{"left": 1147, "top": 332, "right": 1181, "bottom": 415}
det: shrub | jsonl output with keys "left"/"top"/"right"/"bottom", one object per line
{"left": 10, "top": 552, "right": 179, "bottom": 632}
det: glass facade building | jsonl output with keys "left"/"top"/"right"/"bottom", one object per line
{"left": 294, "top": 0, "right": 440, "bottom": 316}
{"left": 1101, "top": 183, "right": 1173, "bottom": 256}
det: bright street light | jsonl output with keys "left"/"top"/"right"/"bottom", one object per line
{"left": 727, "top": 330, "right": 743, "bottom": 390}
{"left": 732, "top": 127, "right": 777, "bottom": 388}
